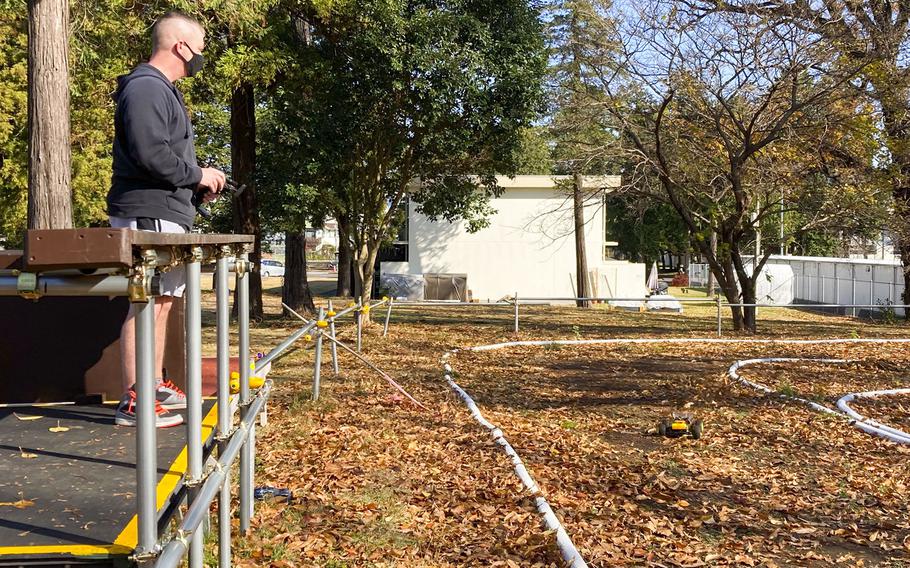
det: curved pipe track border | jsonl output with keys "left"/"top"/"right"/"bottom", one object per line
{"left": 442, "top": 350, "right": 588, "bottom": 568}
{"left": 837, "top": 390, "right": 910, "bottom": 444}
{"left": 443, "top": 338, "right": 910, "bottom": 565}
{"left": 727, "top": 358, "right": 910, "bottom": 444}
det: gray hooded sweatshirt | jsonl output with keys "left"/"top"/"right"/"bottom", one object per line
{"left": 107, "top": 63, "right": 202, "bottom": 229}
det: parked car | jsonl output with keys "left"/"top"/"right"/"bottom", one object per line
{"left": 260, "top": 259, "right": 285, "bottom": 278}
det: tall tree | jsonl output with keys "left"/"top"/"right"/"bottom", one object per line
{"left": 230, "top": 81, "right": 263, "bottom": 318}
{"left": 255, "top": 75, "right": 327, "bottom": 316}
{"left": 689, "top": 0, "right": 910, "bottom": 316}
{"left": 571, "top": 173, "right": 590, "bottom": 306}
{"left": 282, "top": 229, "right": 316, "bottom": 313}
{"left": 604, "top": 193, "right": 690, "bottom": 266}
{"left": 293, "top": 0, "right": 548, "bottom": 311}
{"left": 190, "top": 2, "right": 284, "bottom": 319}
{"left": 513, "top": 127, "right": 554, "bottom": 175}
{"left": 335, "top": 214, "right": 354, "bottom": 297}
{"left": 27, "top": 0, "right": 72, "bottom": 229}
{"left": 547, "top": 0, "right": 619, "bottom": 307}
{"left": 591, "top": 3, "right": 884, "bottom": 330}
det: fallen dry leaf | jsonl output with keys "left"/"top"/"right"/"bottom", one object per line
{"left": 18, "top": 447, "right": 37, "bottom": 459}
{"left": 13, "top": 413, "right": 41, "bottom": 421}
{"left": 0, "top": 499, "right": 35, "bottom": 509}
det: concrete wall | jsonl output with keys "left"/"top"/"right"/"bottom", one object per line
{"left": 382, "top": 175, "right": 647, "bottom": 302}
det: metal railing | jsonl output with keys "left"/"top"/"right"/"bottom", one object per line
{"left": 375, "top": 294, "right": 910, "bottom": 338}
{"left": 1, "top": 238, "right": 288, "bottom": 568}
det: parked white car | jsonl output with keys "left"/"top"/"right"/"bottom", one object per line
{"left": 260, "top": 259, "right": 286, "bottom": 278}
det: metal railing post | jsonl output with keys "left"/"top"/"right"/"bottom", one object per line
{"left": 237, "top": 253, "right": 252, "bottom": 535}
{"left": 514, "top": 292, "right": 519, "bottom": 334}
{"left": 834, "top": 265, "right": 841, "bottom": 314}
{"left": 215, "top": 250, "right": 232, "bottom": 568}
{"left": 154, "top": 385, "right": 272, "bottom": 568}
{"left": 313, "top": 307, "right": 325, "bottom": 401}
{"left": 716, "top": 295, "right": 722, "bottom": 337}
{"left": 184, "top": 250, "right": 204, "bottom": 568}
{"left": 328, "top": 300, "right": 339, "bottom": 375}
{"left": 354, "top": 304, "right": 363, "bottom": 353}
{"left": 382, "top": 297, "right": 394, "bottom": 337}
{"left": 852, "top": 264, "right": 857, "bottom": 317}
{"left": 134, "top": 291, "right": 157, "bottom": 566}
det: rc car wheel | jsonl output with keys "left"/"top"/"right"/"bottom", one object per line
{"left": 657, "top": 419, "right": 668, "bottom": 437}
{"left": 262, "top": 271, "right": 270, "bottom": 278}
{"left": 690, "top": 419, "right": 704, "bottom": 440}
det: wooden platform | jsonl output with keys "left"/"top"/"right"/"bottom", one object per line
{"left": 23, "top": 229, "right": 254, "bottom": 272}
{"left": 0, "top": 400, "right": 218, "bottom": 567}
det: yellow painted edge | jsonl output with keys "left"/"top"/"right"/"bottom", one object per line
{"left": 0, "top": 544, "right": 134, "bottom": 556}
{"left": 0, "top": 402, "right": 220, "bottom": 558}
{"left": 112, "top": 402, "right": 220, "bottom": 549}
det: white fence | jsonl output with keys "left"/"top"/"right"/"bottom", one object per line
{"left": 689, "top": 255, "right": 906, "bottom": 316}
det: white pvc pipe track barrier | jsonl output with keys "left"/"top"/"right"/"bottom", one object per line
{"left": 837, "top": 390, "right": 910, "bottom": 444}
{"left": 727, "top": 358, "right": 910, "bottom": 444}
{"left": 442, "top": 351, "right": 588, "bottom": 568}
{"left": 444, "top": 337, "right": 910, "bottom": 565}
{"left": 726, "top": 358, "right": 846, "bottom": 416}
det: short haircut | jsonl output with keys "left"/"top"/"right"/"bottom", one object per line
{"left": 151, "top": 11, "right": 203, "bottom": 53}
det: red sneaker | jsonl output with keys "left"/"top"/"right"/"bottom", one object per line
{"left": 114, "top": 389, "right": 184, "bottom": 428}
{"left": 156, "top": 379, "right": 187, "bottom": 410}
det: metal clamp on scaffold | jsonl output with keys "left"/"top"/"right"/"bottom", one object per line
{"left": 186, "top": 245, "right": 205, "bottom": 263}
{"left": 183, "top": 473, "right": 205, "bottom": 489}
{"left": 130, "top": 548, "right": 160, "bottom": 564}
{"left": 16, "top": 271, "right": 39, "bottom": 300}
{"left": 128, "top": 265, "right": 149, "bottom": 303}
{"left": 214, "top": 426, "right": 239, "bottom": 444}
{"left": 234, "top": 257, "right": 251, "bottom": 275}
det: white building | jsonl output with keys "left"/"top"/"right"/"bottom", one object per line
{"left": 381, "top": 175, "right": 647, "bottom": 302}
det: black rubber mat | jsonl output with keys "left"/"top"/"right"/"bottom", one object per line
{"left": 0, "top": 400, "right": 217, "bottom": 566}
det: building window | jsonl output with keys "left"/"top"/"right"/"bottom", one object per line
{"left": 602, "top": 196, "right": 620, "bottom": 260}
{"left": 379, "top": 199, "right": 409, "bottom": 263}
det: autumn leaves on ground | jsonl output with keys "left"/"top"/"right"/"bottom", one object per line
{"left": 222, "top": 291, "right": 910, "bottom": 567}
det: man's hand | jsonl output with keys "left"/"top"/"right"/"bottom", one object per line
{"left": 199, "top": 167, "right": 226, "bottom": 193}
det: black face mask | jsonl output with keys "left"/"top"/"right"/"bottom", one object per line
{"left": 182, "top": 44, "right": 205, "bottom": 77}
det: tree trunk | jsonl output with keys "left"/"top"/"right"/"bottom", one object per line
{"left": 700, "top": 234, "right": 747, "bottom": 333}
{"left": 336, "top": 216, "right": 353, "bottom": 297}
{"left": 27, "top": 0, "right": 72, "bottom": 230}
{"left": 573, "top": 173, "right": 590, "bottom": 308}
{"left": 230, "top": 82, "right": 263, "bottom": 319}
{"left": 742, "top": 285, "right": 757, "bottom": 332}
{"left": 730, "top": 247, "right": 760, "bottom": 333}
{"left": 894, "top": 185, "right": 910, "bottom": 320}
{"left": 282, "top": 230, "right": 316, "bottom": 316}
{"left": 720, "top": 260, "right": 745, "bottom": 332}
{"left": 354, "top": 242, "right": 380, "bottom": 323}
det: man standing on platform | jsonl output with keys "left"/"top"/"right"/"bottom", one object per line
{"left": 108, "top": 11, "right": 225, "bottom": 427}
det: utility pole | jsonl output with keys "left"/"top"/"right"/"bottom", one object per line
{"left": 573, "top": 173, "right": 590, "bottom": 308}
{"left": 779, "top": 188, "right": 785, "bottom": 255}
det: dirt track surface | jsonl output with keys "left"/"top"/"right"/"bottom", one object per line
{"left": 221, "top": 299, "right": 910, "bottom": 567}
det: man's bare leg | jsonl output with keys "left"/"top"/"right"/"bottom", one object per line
{"left": 155, "top": 297, "right": 175, "bottom": 378}
{"left": 119, "top": 297, "right": 176, "bottom": 393}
